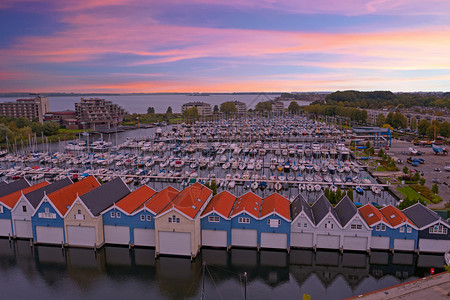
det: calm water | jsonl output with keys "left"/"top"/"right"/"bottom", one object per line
{"left": 0, "top": 94, "right": 300, "bottom": 114}
{"left": 0, "top": 239, "right": 445, "bottom": 300}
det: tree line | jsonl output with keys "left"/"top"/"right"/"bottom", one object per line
{"left": 0, "top": 116, "right": 60, "bottom": 145}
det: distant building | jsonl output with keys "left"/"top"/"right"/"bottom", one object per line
{"left": 233, "top": 101, "right": 247, "bottom": 115}
{"left": 0, "top": 94, "right": 49, "bottom": 123}
{"left": 44, "top": 110, "right": 78, "bottom": 129}
{"left": 181, "top": 101, "right": 212, "bottom": 116}
{"left": 271, "top": 100, "right": 284, "bottom": 114}
{"left": 75, "top": 98, "right": 127, "bottom": 130}
{"left": 366, "top": 109, "right": 450, "bottom": 128}
{"left": 352, "top": 126, "right": 392, "bottom": 146}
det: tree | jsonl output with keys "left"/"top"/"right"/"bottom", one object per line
{"left": 376, "top": 113, "right": 386, "bottom": 127}
{"left": 213, "top": 105, "right": 219, "bottom": 113}
{"left": 431, "top": 183, "right": 439, "bottom": 194}
{"left": 220, "top": 101, "right": 237, "bottom": 114}
{"left": 347, "top": 187, "right": 354, "bottom": 201}
{"left": 378, "top": 148, "right": 384, "bottom": 158}
{"left": 288, "top": 101, "right": 301, "bottom": 113}
{"left": 413, "top": 172, "right": 420, "bottom": 182}
{"left": 410, "top": 117, "right": 417, "bottom": 131}
{"left": 183, "top": 106, "right": 199, "bottom": 120}
{"left": 398, "top": 197, "right": 426, "bottom": 210}
{"left": 166, "top": 106, "right": 172, "bottom": 114}
{"left": 365, "top": 141, "right": 371, "bottom": 149}
{"left": 402, "top": 165, "right": 409, "bottom": 175}
{"left": 210, "top": 180, "right": 217, "bottom": 195}
{"left": 386, "top": 112, "right": 395, "bottom": 127}
{"left": 42, "top": 122, "right": 59, "bottom": 136}
{"left": 419, "top": 178, "right": 426, "bottom": 185}
{"left": 418, "top": 119, "right": 430, "bottom": 136}
{"left": 0, "top": 124, "right": 13, "bottom": 143}
{"left": 147, "top": 106, "right": 155, "bottom": 114}
{"left": 255, "top": 101, "right": 272, "bottom": 112}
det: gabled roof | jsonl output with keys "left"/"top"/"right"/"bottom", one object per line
{"left": 25, "top": 178, "right": 73, "bottom": 209}
{"left": 334, "top": 195, "right": 357, "bottom": 227}
{"left": 230, "top": 192, "right": 262, "bottom": 219}
{"left": 79, "top": 177, "right": 130, "bottom": 216}
{"left": 144, "top": 186, "right": 179, "bottom": 215}
{"left": 201, "top": 190, "right": 237, "bottom": 219}
{"left": 0, "top": 179, "right": 30, "bottom": 198}
{"left": 403, "top": 202, "right": 447, "bottom": 229}
{"left": 311, "top": 194, "right": 340, "bottom": 226}
{"left": 47, "top": 176, "right": 100, "bottom": 216}
{"left": 115, "top": 185, "right": 156, "bottom": 214}
{"left": 290, "top": 193, "right": 314, "bottom": 224}
{"left": 159, "top": 183, "right": 212, "bottom": 219}
{"left": 380, "top": 205, "right": 415, "bottom": 228}
{"left": 260, "top": 193, "right": 290, "bottom": 221}
{"left": 0, "top": 181, "right": 49, "bottom": 209}
{"left": 358, "top": 204, "right": 388, "bottom": 227}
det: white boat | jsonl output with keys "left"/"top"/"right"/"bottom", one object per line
{"left": 314, "top": 184, "right": 321, "bottom": 191}
{"left": 371, "top": 186, "right": 381, "bottom": 194}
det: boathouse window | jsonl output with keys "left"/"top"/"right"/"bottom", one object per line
{"left": 77, "top": 210, "right": 81, "bottom": 214}
{"left": 238, "top": 217, "right": 250, "bottom": 224}
{"left": 208, "top": 216, "right": 220, "bottom": 223}
{"left": 376, "top": 224, "right": 386, "bottom": 231}
{"left": 268, "top": 219, "right": 281, "bottom": 227}
{"left": 304, "top": 223, "right": 308, "bottom": 228}
{"left": 110, "top": 212, "right": 115, "bottom": 218}
{"left": 325, "top": 221, "right": 333, "bottom": 229}
{"left": 429, "top": 225, "right": 447, "bottom": 234}
{"left": 146, "top": 215, "right": 151, "bottom": 221}
{"left": 351, "top": 224, "right": 362, "bottom": 230}
{"left": 116, "top": 212, "right": 121, "bottom": 218}
{"left": 168, "top": 215, "right": 180, "bottom": 223}
{"left": 22, "top": 205, "right": 27, "bottom": 213}
{"left": 407, "top": 227, "right": 412, "bottom": 233}
{"left": 38, "top": 207, "right": 56, "bottom": 219}
{"left": 140, "top": 215, "right": 145, "bottom": 221}
{"left": 399, "top": 227, "right": 405, "bottom": 233}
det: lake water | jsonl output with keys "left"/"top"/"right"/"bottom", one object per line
{"left": 0, "top": 94, "right": 301, "bottom": 114}
{"left": 0, "top": 239, "right": 444, "bottom": 300}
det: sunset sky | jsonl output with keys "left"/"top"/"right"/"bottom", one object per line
{"left": 1, "top": 0, "right": 450, "bottom": 93}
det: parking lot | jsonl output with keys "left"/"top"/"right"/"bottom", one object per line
{"left": 386, "top": 139, "right": 449, "bottom": 207}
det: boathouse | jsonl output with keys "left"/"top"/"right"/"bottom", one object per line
{"left": 11, "top": 178, "right": 72, "bottom": 239}
{"left": 403, "top": 203, "right": 450, "bottom": 253}
{"left": 200, "top": 190, "right": 237, "bottom": 248}
{"left": 31, "top": 176, "right": 100, "bottom": 245}
{"left": 359, "top": 204, "right": 393, "bottom": 251}
{"left": 379, "top": 205, "right": 418, "bottom": 252}
{"left": 229, "top": 192, "right": 262, "bottom": 248}
{"left": 290, "top": 193, "right": 316, "bottom": 249}
{"left": 311, "top": 194, "right": 342, "bottom": 250}
{"left": 154, "top": 183, "right": 212, "bottom": 258}
{"left": 64, "top": 177, "right": 130, "bottom": 248}
{"left": 259, "top": 193, "right": 291, "bottom": 250}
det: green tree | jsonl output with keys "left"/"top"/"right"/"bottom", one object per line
{"left": 255, "top": 101, "right": 272, "bottom": 112}
{"left": 378, "top": 148, "right": 384, "bottom": 158}
{"left": 365, "top": 141, "right": 371, "bottom": 149}
{"left": 419, "top": 177, "right": 426, "bottom": 185}
{"left": 15, "top": 117, "right": 31, "bottom": 128}
{"left": 0, "top": 124, "right": 14, "bottom": 143}
{"left": 402, "top": 165, "right": 409, "bottom": 175}
{"left": 213, "top": 105, "right": 219, "bottom": 113}
{"left": 386, "top": 112, "right": 395, "bottom": 127}
{"left": 288, "top": 101, "right": 301, "bottom": 113}
{"left": 147, "top": 106, "right": 155, "bottom": 114}
{"left": 166, "top": 106, "right": 172, "bottom": 114}
{"left": 398, "top": 197, "right": 426, "bottom": 210}
{"left": 431, "top": 183, "right": 439, "bottom": 194}
{"left": 183, "top": 107, "right": 199, "bottom": 120}
{"left": 210, "top": 180, "right": 217, "bottom": 195}
{"left": 220, "top": 101, "right": 237, "bottom": 114}
{"left": 410, "top": 117, "right": 417, "bottom": 131}
{"left": 347, "top": 187, "right": 354, "bottom": 201}
{"left": 392, "top": 112, "right": 407, "bottom": 128}
{"left": 418, "top": 119, "right": 430, "bottom": 136}
{"left": 413, "top": 172, "right": 420, "bottom": 182}
{"left": 376, "top": 113, "right": 386, "bottom": 127}
{"left": 42, "top": 122, "right": 59, "bottom": 136}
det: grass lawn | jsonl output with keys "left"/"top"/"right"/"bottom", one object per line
{"left": 59, "top": 129, "right": 92, "bottom": 133}
{"left": 375, "top": 166, "right": 387, "bottom": 172}
{"left": 397, "top": 186, "right": 430, "bottom": 203}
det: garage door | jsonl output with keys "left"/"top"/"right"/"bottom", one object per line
{"left": 202, "top": 230, "right": 227, "bottom": 248}
{"left": 159, "top": 231, "right": 191, "bottom": 256}
{"left": 261, "top": 233, "right": 287, "bottom": 249}
{"left": 134, "top": 228, "right": 155, "bottom": 247}
{"left": 14, "top": 220, "right": 32, "bottom": 238}
{"left": 291, "top": 232, "right": 314, "bottom": 248}
{"left": 343, "top": 236, "right": 368, "bottom": 251}
{"left": 231, "top": 229, "right": 257, "bottom": 247}
{"left": 316, "top": 234, "right": 340, "bottom": 249}
{"left": 394, "top": 239, "right": 415, "bottom": 251}
{"left": 67, "top": 226, "right": 96, "bottom": 247}
{"left": 371, "top": 236, "right": 390, "bottom": 250}
{"left": 36, "top": 226, "right": 64, "bottom": 244}
{"left": 0, "top": 219, "right": 12, "bottom": 237}
{"left": 104, "top": 225, "right": 129, "bottom": 245}
{"left": 419, "top": 239, "right": 450, "bottom": 253}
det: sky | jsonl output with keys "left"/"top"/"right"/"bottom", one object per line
{"left": 1, "top": 0, "right": 450, "bottom": 93}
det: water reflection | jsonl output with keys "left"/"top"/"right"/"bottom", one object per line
{"left": 0, "top": 239, "right": 445, "bottom": 300}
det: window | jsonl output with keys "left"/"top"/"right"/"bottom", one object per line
{"left": 146, "top": 215, "right": 151, "bottom": 221}
{"left": 399, "top": 227, "right": 405, "bottom": 233}
{"left": 168, "top": 215, "right": 180, "bottom": 223}
{"left": 351, "top": 224, "right": 362, "bottom": 230}
{"left": 77, "top": 209, "right": 81, "bottom": 214}
{"left": 376, "top": 225, "right": 380, "bottom": 231}
{"left": 22, "top": 205, "right": 27, "bottom": 213}
{"left": 140, "top": 215, "right": 145, "bottom": 221}
{"left": 208, "top": 216, "right": 220, "bottom": 223}
{"left": 381, "top": 224, "right": 386, "bottom": 231}
{"left": 429, "top": 224, "right": 448, "bottom": 234}
{"left": 407, "top": 227, "right": 412, "bottom": 233}
{"left": 110, "top": 212, "right": 115, "bottom": 218}
{"left": 116, "top": 212, "right": 121, "bottom": 218}
{"left": 45, "top": 207, "right": 49, "bottom": 213}
{"left": 297, "top": 223, "right": 302, "bottom": 228}
{"left": 238, "top": 217, "right": 250, "bottom": 224}
{"left": 304, "top": 223, "right": 308, "bottom": 228}
{"left": 268, "top": 219, "right": 281, "bottom": 228}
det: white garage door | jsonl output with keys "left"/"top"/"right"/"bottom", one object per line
{"left": 36, "top": 226, "right": 64, "bottom": 244}
{"left": 261, "top": 232, "right": 287, "bottom": 249}
{"left": 134, "top": 228, "right": 155, "bottom": 247}
{"left": 394, "top": 239, "right": 415, "bottom": 251}
{"left": 291, "top": 232, "right": 314, "bottom": 248}
{"left": 343, "top": 236, "right": 368, "bottom": 251}
{"left": 159, "top": 231, "right": 191, "bottom": 256}
{"left": 104, "top": 225, "right": 129, "bottom": 245}
{"left": 202, "top": 230, "right": 227, "bottom": 248}
{"left": 419, "top": 239, "right": 450, "bottom": 253}
{"left": 0, "top": 219, "right": 12, "bottom": 237}
{"left": 316, "top": 234, "right": 340, "bottom": 249}
{"left": 371, "top": 236, "right": 390, "bottom": 250}
{"left": 67, "top": 226, "right": 96, "bottom": 247}
{"left": 231, "top": 229, "right": 257, "bottom": 247}
{"left": 14, "top": 220, "right": 32, "bottom": 238}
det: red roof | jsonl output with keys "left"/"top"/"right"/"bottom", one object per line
{"left": 358, "top": 204, "right": 389, "bottom": 226}
{"left": 115, "top": 185, "right": 156, "bottom": 214}
{"left": 260, "top": 193, "right": 290, "bottom": 220}
{"left": 201, "top": 190, "right": 237, "bottom": 219}
{"left": 159, "top": 183, "right": 212, "bottom": 219}
{"left": 47, "top": 176, "right": 100, "bottom": 216}
{"left": 144, "top": 186, "right": 179, "bottom": 214}
{"left": 231, "top": 192, "right": 262, "bottom": 219}
{"left": 380, "top": 205, "right": 414, "bottom": 228}
{"left": 0, "top": 181, "right": 49, "bottom": 209}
